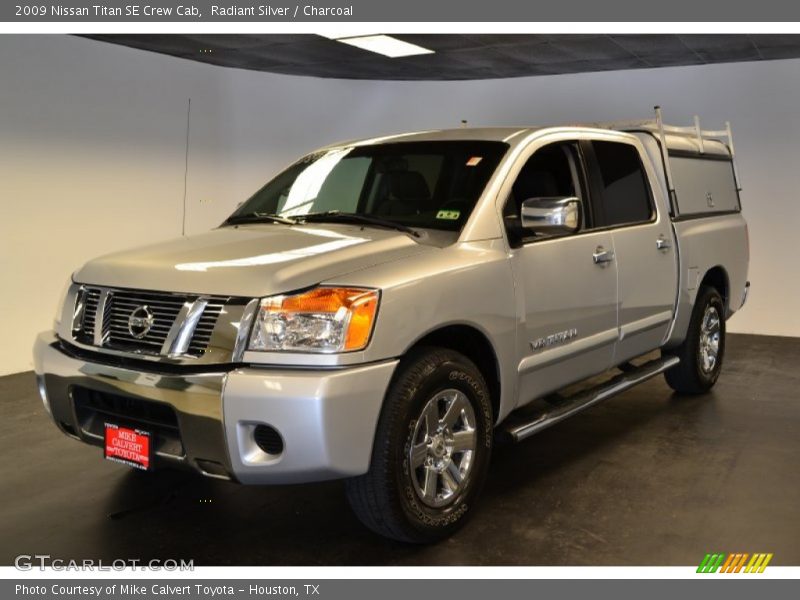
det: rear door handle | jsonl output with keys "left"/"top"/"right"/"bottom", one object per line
{"left": 592, "top": 246, "right": 614, "bottom": 265}
{"left": 656, "top": 235, "right": 672, "bottom": 251}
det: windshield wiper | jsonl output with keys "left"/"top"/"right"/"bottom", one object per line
{"left": 298, "top": 211, "right": 421, "bottom": 238}
{"left": 224, "top": 212, "right": 298, "bottom": 226}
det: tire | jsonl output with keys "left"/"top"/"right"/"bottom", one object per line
{"left": 346, "top": 347, "right": 494, "bottom": 543}
{"left": 664, "top": 285, "right": 726, "bottom": 394}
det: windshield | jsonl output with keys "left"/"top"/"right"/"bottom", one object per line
{"left": 226, "top": 141, "right": 508, "bottom": 232}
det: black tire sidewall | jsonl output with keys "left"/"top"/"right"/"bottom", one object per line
{"left": 391, "top": 352, "right": 493, "bottom": 539}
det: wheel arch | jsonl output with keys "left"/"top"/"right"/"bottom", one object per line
{"left": 402, "top": 323, "right": 502, "bottom": 422}
{"left": 700, "top": 265, "right": 730, "bottom": 315}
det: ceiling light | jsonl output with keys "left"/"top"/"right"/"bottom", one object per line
{"left": 317, "top": 31, "right": 379, "bottom": 40}
{"left": 335, "top": 35, "right": 434, "bottom": 58}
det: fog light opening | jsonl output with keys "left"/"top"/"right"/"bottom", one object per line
{"left": 253, "top": 424, "right": 284, "bottom": 456}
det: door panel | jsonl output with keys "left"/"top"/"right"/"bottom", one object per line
{"left": 612, "top": 224, "right": 678, "bottom": 362}
{"left": 583, "top": 139, "right": 679, "bottom": 362}
{"left": 505, "top": 140, "right": 619, "bottom": 407}
{"left": 513, "top": 230, "right": 618, "bottom": 404}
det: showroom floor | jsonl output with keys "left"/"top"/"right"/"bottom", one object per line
{"left": 1, "top": 333, "right": 797, "bottom": 566}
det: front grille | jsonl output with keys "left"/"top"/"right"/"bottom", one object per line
{"left": 189, "top": 300, "right": 225, "bottom": 356}
{"left": 107, "top": 291, "right": 184, "bottom": 353}
{"left": 76, "top": 288, "right": 101, "bottom": 344}
{"left": 75, "top": 287, "right": 230, "bottom": 358}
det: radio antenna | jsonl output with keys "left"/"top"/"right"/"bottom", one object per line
{"left": 181, "top": 98, "right": 191, "bottom": 237}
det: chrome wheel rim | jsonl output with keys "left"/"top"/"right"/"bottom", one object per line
{"left": 408, "top": 389, "right": 477, "bottom": 508}
{"left": 699, "top": 305, "right": 721, "bottom": 374}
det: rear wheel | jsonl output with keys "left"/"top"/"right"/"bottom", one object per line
{"left": 346, "top": 347, "right": 493, "bottom": 543}
{"left": 664, "top": 285, "right": 726, "bottom": 394}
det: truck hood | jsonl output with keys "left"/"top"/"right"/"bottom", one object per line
{"left": 74, "top": 224, "right": 433, "bottom": 298}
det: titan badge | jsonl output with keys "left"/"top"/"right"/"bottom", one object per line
{"left": 530, "top": 328, "right": 578, "bottom": 352}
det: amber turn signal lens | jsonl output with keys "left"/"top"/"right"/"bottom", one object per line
{"left": 268, "top": 287, "right": 379, "bottom": 351}
{"left": 343, "top": 290, "right": 379, "bottom": 351}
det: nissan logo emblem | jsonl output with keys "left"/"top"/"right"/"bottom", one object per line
{"left": 127, "top": 305, "right": 155, "bottom": 339}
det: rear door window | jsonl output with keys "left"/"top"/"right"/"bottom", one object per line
{"left": 589, "top": 141, "right": 653, "bottom": 227}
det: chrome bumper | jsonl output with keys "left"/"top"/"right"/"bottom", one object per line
{"left": 33, "top": 332, "right": 397, "bottom": 484}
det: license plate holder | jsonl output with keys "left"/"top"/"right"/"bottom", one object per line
{"left": 104, "top": 423, "right": 152, "bottom": 470}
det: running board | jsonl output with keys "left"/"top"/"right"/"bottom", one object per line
{"left": 502, "top": 355, "right": 680, "bottom": 443}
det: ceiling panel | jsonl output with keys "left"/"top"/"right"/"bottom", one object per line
{"left": 81, "top": 34, "right": 800, "bottom": 81}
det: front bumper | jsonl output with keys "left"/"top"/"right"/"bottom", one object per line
{"left": 33, "top": 332, "right": 398, "bottom": 484}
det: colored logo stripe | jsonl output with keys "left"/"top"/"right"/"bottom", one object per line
{"left": 720, "top": 554, "right": 735, "bottom": 572}
{"left": 697, "top": 553, "right": 726, "bottom": 573}
{"left": 745, "top": 553, "right": 773, "bottom": 573}
{"left": 698, "top": 552, "right": 773, "bottom": 573}
{"left": 722, "top": 553, "right": 748, "bottom": 573}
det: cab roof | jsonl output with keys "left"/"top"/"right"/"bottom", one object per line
{"left": 324, "top": 127, "right": 539, "bottom": 149}
{"left": 323, "top": 123, "right": 731, "bottom": 158}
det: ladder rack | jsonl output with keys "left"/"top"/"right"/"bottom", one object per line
{"left": 606, "top": 106, "right": 742, "bottom": 197}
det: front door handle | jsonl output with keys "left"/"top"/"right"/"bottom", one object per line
{"left": 592, "top": 246, "right": 614, "bottom": 265}
{"left": 656, "top": 235, "right": 672, "bottom": 252}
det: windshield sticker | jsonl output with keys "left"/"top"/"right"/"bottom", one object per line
{"left": 436, "top": 209, "right": 461, "bottom": 220}
{"left": 465, "top": 156, "right": 483, "bottom": 166}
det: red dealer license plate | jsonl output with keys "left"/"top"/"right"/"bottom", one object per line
{"left": 104, "top": 423, "right": 151, "bottom": 470}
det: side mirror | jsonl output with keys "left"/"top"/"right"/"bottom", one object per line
{"left": 520, "top": 197, "right": 581, "bottom": 235}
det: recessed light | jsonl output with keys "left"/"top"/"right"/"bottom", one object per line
{"left": 335, "top": 35, "right": 434, "bottom": 58}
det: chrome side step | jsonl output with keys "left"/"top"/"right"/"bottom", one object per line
{"left": 502, "top": 355, "right": 680, "bottom": 443}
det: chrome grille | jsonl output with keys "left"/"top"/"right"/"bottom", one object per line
{"left": 107, "top": 292, "right": 184, "bottom": 353}
{"left": 188, "top": 300, "right": 225, "bottom": 356}
{"left": 76, "top": 287, "right": 230, "bottom": 357}
{"left": 76, "top": 288, "right": 101, "bottom": 344}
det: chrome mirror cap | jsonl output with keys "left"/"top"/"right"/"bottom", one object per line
{"left": 520, "top": 196, "right": 581, "bottom": 235}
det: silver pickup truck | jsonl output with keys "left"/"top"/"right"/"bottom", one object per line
{"left": 34, "top": 109, "right": 749, "bottom": 543}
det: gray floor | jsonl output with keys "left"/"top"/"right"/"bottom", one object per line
{"left": 1, "top": 333, "right": 798, "bottom": 566}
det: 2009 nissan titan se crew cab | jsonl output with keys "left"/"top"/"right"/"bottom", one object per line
{"left": 34, "top": 109, "right": 749, "bottom": 543}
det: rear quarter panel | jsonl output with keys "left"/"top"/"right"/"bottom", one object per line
{"left": 666, "top": 213, "right": 749, "bottom": 347}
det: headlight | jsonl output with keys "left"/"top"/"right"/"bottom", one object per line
{"left": 248, "top": 287, "right": 380, "bottom": 353}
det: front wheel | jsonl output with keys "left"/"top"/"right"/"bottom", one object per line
{"left": 664, "top": 285, "right": 726, "bottom": 394}
{"left": 346, "top": 347, "right": 493, "bottom": 543}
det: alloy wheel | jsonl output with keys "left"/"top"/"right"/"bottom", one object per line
{"left": 699, "top": 305, "right": 721, "bottom": 373}
{"left": 408, "top": 389, "right": 477, "bottom": 508}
